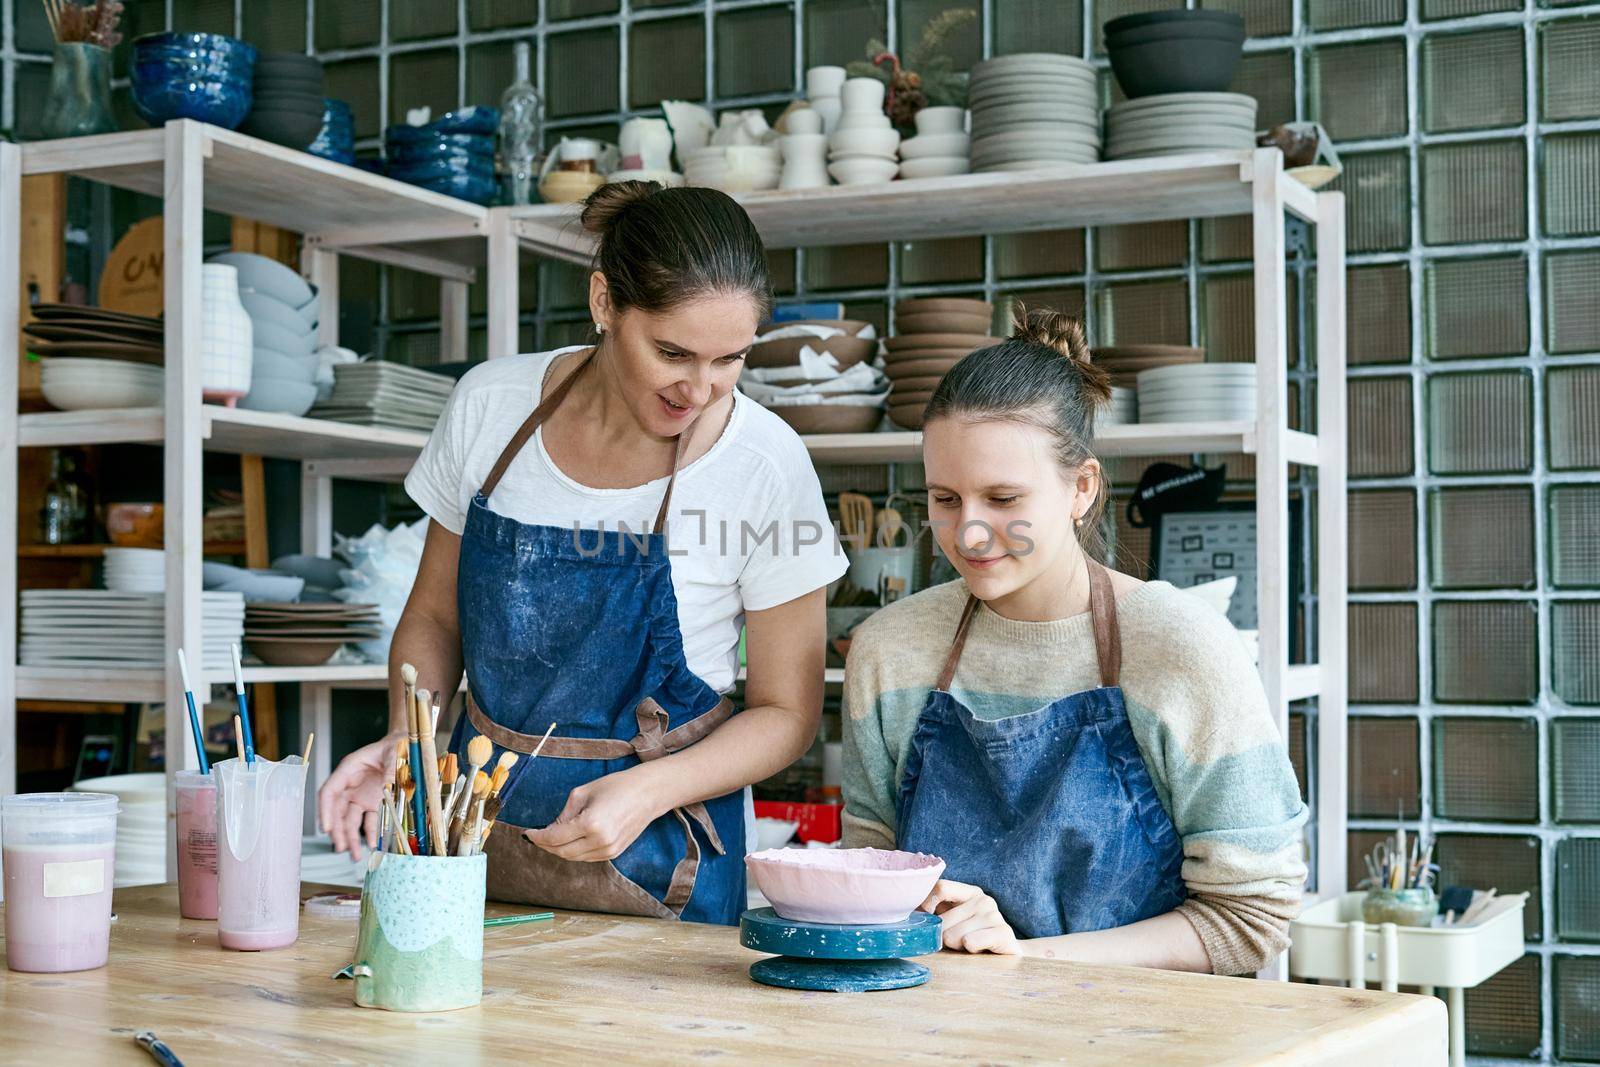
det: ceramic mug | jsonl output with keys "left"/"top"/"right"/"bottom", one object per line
{"left": 557, "top": 137, "right": 601, "bottom": 172}
{"left": 914, "top": 107, "right": 966, "bottom": 136}
{"left": 619, "top": 117, "right": 672, "bottom": 171}
{"left": 806, "top": 65, "right": 847, "bottom": 100}
{"left": 841, "top": 77, "right": 886, "bottom": 112}
{"left": 342, "top": 852, "right": 487, "bottom": 1012}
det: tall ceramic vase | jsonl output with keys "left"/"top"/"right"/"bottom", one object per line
{"left": 41, "top": 43, "right": 117, "bottom": 140}
{"left": 201, "top": 264, "right": 253, "bottom": 406}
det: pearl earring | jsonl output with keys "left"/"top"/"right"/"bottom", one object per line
{"left": 1074, "top": 515, "right": 1085, "bottom": 528}
{"left": 595, "top": 322, "right": 605, "bottom": 335}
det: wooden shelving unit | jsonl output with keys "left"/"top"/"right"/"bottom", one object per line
{"left": 3, "top": 129, "right": 1346, "bottom": 901}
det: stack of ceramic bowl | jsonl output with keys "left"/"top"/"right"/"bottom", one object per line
{"left": 1104, "top": 10, "right": 1246, "bottom": 100}
{"left": 103, "top": 547, "right": 165, "bottom": 593}
{"left": 25, "top": 304, "right": 165, "bottom": 409}
{"left": 239, "top": 52, "right": 325, "bottom": 149}
{"left": 968, "top": 53, "right": 1100, "bottom": 171}
{"left": 384, "top": 107, "right": 500, "bottom": 204}
{"left": 1104, "top": 92, "right": 1258, "bottom": 160}
{"left": 1136, "top": 363, "right": 1257, "bottom": 423}
{"left": 1102, "top": 387, "right": 1138, "bottom": 425}
{"left": 131, "top": 32, "right": 256, "bottom": 130}
{"left": 1091, "top": 345, "right": 1205, "bottom": 390}
{"left": 245, "top": 601, "right": 382, "bottom": 666}
{"left": 682, "top": 145, "right": 782, "bottom": 193}
{"left": 745, "top": 320, "right": 886, "bottom": 434}
{"left": 308, "top": 99, "right": 355, "bottom": 164}
{"left": 884, "top": 298, "right": 999, "bottom": 430}
{"left": 38, "top": 358, "right": 163, "bottom": 410}
{"left": 209, "top": 252, "right": 320, "bottom": 416}
{"left": 828, "top": 78, "right": 900, "bottom": 186}
{"left": 71, "top": 774, "right": 165, "bottom": 888}
{"left": 897, "top": 106, "right": 970, "bottom": 180}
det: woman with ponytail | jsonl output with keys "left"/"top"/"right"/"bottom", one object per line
{"left": 319, "top": 182, "right": 844, "bottom": 924}
{"left": 840, "top": 307, "right": 1308, "bottom": 973}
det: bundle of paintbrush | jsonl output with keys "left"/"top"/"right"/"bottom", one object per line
{"left": 1359, "top": 826, "right": 1438, "bottom": 892}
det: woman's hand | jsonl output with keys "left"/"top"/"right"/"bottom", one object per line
{"left": 525, "top": 765, "right": 669, "bottom": 862}
{"left": 316, "top": 733, "right": 402, "bottom": 861}
{"left": 919, "top": 880, "right": 1021, "bottom": 955}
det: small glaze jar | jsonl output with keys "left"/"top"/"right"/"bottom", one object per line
{"left": 1362, "top": 887, "right": 1436, "bottom": 927}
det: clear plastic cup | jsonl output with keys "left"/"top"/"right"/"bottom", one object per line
{"left": 215, "top": 756, "right": 306, "bottom": 951}
{"left": 174, "top": 770, "right": 218, "bottom": 920}
{"left": 1, "top": 792, "right": 120, "bottom": 972}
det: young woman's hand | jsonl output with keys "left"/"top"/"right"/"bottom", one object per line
{"left": 316, "top": 733, "right": 403, "bottom": 861}
{"left": 919, "top": 879, "right": 1022, "bottom": 955}
{"left": 525, "top": 765, "right": 669, "bottom": 862}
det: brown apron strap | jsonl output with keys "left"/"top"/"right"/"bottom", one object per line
{"left": 480, "top": 347, "right": 596, "bottom": 500}
{"left": 934, "top": 595, "right": 983, "bottom": 693}
{"left": 651, "top": 426, "right": 691, "bottom": 535}
{"left": 1086, "top": 560, "right": 1122, "bottom": 688}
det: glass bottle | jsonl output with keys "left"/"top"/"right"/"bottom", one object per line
{"left": 496, "top": 42, "right": 542, "bottom": 206}
{"left": 39, "top": 449, "right": 91, "bottom": 545}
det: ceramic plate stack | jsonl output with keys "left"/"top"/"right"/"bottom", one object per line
{"left": 245, "top": 601, "right": 381, "bottom": 666}
{"left": 1136, "top": 363, "right": 1257, "bottom": 423}
{"left": 1104, "top": 92, "right": 1258, "bottom": 160}
{"left": 18, "top": 590, "right": 243, "bottom": 670}
{"left": 308, "top": 362, "right": 456, "bottom": 432}
{"left": 1103, "top": 386, "right": 1138, "bottom": 425}
{"left": 1091, "top": 345, "right": 1205, "bottom": 391}
{"left": 24, "top": 303, "right": 163, "bottom": 363}
{"left": 968, "top": 53, "right": 1101, "bottom": 171}
{"left": 103, "top": 547, "right": 166, "bottom": 593}
{"left": 70, "top": 773, "right": 166, "bottom": 888}
{"left": 744, "top": 320, "right": 887, "bottom": 434}
{"left": 885, "top": 297, "right": 999, "bottom": 429}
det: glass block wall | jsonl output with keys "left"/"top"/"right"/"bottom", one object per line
{"left": 7, "top": 0, "right": 1600, "bottom": 1058}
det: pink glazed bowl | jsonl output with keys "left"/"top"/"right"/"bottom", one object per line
{"left": 745, "top": 847, "right": 946, "bottom": 925}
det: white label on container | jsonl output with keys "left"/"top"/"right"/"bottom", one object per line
{"left": 43, "top": 858, "right": 105, "bottom": 898}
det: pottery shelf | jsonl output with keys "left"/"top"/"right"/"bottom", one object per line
{"left": 17, "top": 540, "right": 247, "bottom": 558}
{"left": 801, "top": 422, "right": 1322, "bottom": 466}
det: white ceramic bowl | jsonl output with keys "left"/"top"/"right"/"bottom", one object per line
{"left": 239, "top": 377, "right": 317, "bottom": 416}
{"left": 914, "top": 106, "right": 966, "bottom": 135}
{"left": 828, "top": 157, "right": 899, "bottom": 185}
{"left": 208, "top": 251, "right": 313, "bottom": 308}
{"left": 898, "top": 156, "right": 971, "bottom": 180}
{"left": 900, "top": 132, "right": 970, "bottom": 160}
{"left": 745, "top": 847, "right": 945, "bottom": 925}
{"left": 829, "top": 126, "right": 901, "bottom": 157}
{"left": 40, "top": 360, "right": 163, "bottom": 409}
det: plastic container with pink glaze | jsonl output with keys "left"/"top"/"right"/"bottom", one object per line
{"left": 745, "top": 847, "right": 945, "bottom": 925}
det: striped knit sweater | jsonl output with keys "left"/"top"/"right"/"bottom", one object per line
{"left": 840, "top": 577, "right": 1309, "bottom": 975}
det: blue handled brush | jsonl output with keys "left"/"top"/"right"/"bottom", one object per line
{"left": 229, "top": 643, "right": 255, "bottom": 765}
{"left": 400, "top": 664, "right": 429, "bottom": 855}
{"left": 175, "top": 648, "right": 209, "bottom": 774}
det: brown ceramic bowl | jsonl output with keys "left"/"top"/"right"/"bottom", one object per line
{"left": 747, "top": 334, "right": 877, "bottom": 370}
{"left": 896, "top": 311, "right": 994, "bottom": 335}
{"left": 888, "top": 402, "right": 929, "bottom": 430}
{"left": 888, "top": 388, "right": 936, "bottom": 407}
{"left": 883, "top": 346, "right": 980, "bottom": 364}
{"left": 245, "top": 636, "right": 344, "bottom": 666}
{"left": 770, "top": 404, "right": 884, "bottom": 434}
{"left": 893, "top": 297, "right": 993, "bottom": 317}
{"left": 887, "top": 376, "right": 944, "bottom": 394}
{"left": 106, "top": 502, "right": 163, "bottom": 547}
{"left": 884, "top": 358, "right": 961, "bottom": 379}
{"left": 882, "top": 332, "right": 999, "bottom": 353}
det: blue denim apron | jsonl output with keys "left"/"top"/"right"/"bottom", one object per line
{"left": 897, "top": 562, "right": 1187, "bottom": 939}
{"left": 449, "top": 348, "right": 745, "bottom": 925}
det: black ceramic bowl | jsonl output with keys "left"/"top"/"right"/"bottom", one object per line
{"left": 1105, "top": 19, "right": 1245, "bottom": 46}
{"left": 1104, "top": 9, "right": 1245, "bottom": 34}
{"left": 255, "top": 52, "right": 323, "bottom": 73}
{"left": 239, "top": 106, "right": 326, "bottom": 148}
{"left": 1107, "top": 16, "right": 1245, "bottom": 98}
{"left": 255, "top": 74, "right": 326, "bottom": 94}
{"left": 253, "top": 88, "right": 327, "bottom": 109}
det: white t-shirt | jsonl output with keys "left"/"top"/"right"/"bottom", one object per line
{"left": 404, "top": 347, "right": 848, "bottom": 694}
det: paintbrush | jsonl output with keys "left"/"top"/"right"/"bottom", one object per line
{"left": 442, "top": 774, "right": 466, "bottom": 827}
{"left": 174, "top": 648, "right": 209, "bottom": 774}
{"left": 303, "top": 732, "right": 315, "bottom": 767}
{"left": 451, "top": 770, "right": 490, "bottom": 855}
{"left": 415, "top": 688, "right": 447, "bottom": 856}
{"left": 476, "top": 794, "right": 503, "bottom": 849}
{"left": 453, "top": 735, "right": 493, "bottom": 837}
{"left": 229, "top": 643, "right": 255, "bottom": 765}
{"left": 489, "top": 751, "right": 519, "bottom": 798}
{"left": 233, "top": 715, "right": 245, "bottom": 762}
{"left": 483, "top": 912, "right": 554, "bottom": 928}
{"left": 403, "top": 684, "right": 429, "bottom": 856}
{"left": 458, "top": 773, "right": 491, "bottom": 856}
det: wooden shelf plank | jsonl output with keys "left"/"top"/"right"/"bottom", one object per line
{"left": 1285, "top": 664, "right": 1321, "bottom": 703}
{"left": 510, "top": 152, "right": 1259, "bottom": 259}
{"left": 20, "top": 124, "right": 486, "bottom": 273}
{"left": 18, "top": 541, "right": 246, "bottom": 558}
{"left": 803, "top": 422, "right": 1314, "bottom": 465}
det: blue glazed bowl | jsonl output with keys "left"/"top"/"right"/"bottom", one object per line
{"left": 417, "top": 106, "right": 500, "bottom": 136}
{"left": 384, "top": 125, "right": 493, "bottom": 150}
{"left": 400, "top": 171, "right": 498, "bottom": 204}
{"left": 386, "top": 140, "right": 495, "bottom": 167}
{"left": 131, "top": 33, "right": 256, "bottom": 129}
{"left": 387, "top": 150, "right": 495, "bottom": 178}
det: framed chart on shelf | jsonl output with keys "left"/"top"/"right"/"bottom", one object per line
{"left": 1149, "top": 501, "right": 1303, "bottom": 643}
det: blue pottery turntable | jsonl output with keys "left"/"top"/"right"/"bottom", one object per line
{"left": 738, "top": 907, "right": 942, "bottom": 992}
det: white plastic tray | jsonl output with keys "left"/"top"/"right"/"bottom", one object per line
{"left": 1289, "top": 891, "right": 1524, "bottom": 989}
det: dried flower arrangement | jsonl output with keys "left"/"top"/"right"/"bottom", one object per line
{"left": 43, "top": 0, "right": 124, "bottom": 48}
{"left": 846, "top": 7, "right": 977, "bottom": 131}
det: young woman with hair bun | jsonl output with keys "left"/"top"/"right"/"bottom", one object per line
{"left": 841, "top": 307, "right": 1309, "bottom": 974}
{"left": 318, "top": 181, "right": 845, "bottom": 924}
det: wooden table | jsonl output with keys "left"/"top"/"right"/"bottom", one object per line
{"left": 1, "top": 884, "right": 1447, "bottom": 1065}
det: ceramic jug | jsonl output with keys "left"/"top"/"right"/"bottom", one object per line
{"left": 200, "top": 265, "right": 253, "bottom": 405}
{"left": 620, "top": 117, "right": 673, "bottom": 171}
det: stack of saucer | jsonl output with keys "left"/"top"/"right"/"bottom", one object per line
{"left": 1102, "top": 387, "right": 1138, "bottom": 425}
{"left": 245, "top": 601, "right": 381, "bottom": 666}
{"left": 1104, "top": 92, "right": 1258, "bottom": 160}
{"left": 1136, "top": 363, "right": 1257, "bottom": 423}
{"left": 103, "top": 547, "right": 165, "bottom": 593}
{"left": 969, "top": 53, "right": 1101, "bottom": 171}
{"left": 1091, "top": 345, "right": 1204, "bottom": 390}
{"left": 884, "top": 297, "right": 999, "bottom": 429}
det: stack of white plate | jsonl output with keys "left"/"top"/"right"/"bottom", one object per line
{"left": 38, "top": 357, "right": 163, "bottom": 410}
{"left": 19, "top": 590, "right": 244, "bottom": 671}
{"left": 968, "top": 53, "right": 1101, "bottom": 171}
{"left": 70, "top": 773, "right": 165, "bottom": 888}
{"left": 682, "top": 145, "right": 782, "bottom": 193}
{"left": 103, "top": 547, "right": 165, "bottom": 593}
{"left": 308, "top": 361, "right": 457, "bottom": 432}
{"left": 1136, "top": 363, "right": 1257, "bottom": 423}
{"left": 1102, "top": 386, "right": 1138, "bottom": 425}
{"left": 1104, "top": 92, "right": 1258, "bottom": 160}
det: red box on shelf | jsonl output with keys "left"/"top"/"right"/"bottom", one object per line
{"left": 753, "top": 800, "right": 842, "bottom": 844}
